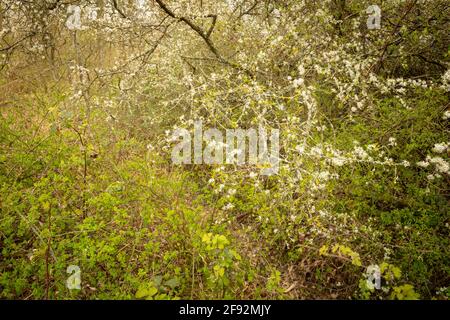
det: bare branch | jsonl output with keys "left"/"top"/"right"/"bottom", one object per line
{"left": 206, "top": 14, "right": 217, "bottom": 39}
{"left": 154, "top": 0, "right": 253, "bottom": 77}
{"left": 112, "top": 0, "right": 127, "bottom": 18}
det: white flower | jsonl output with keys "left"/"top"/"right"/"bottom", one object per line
{"left": 354, "top": 146, "right": 368, "bottom": 159}
{"left": 317, "top": 171, "right": 330, "bottom": 181}
{"left": 310, "top": 146, "right": 323, "bottom": 157}
{"left": 416, "top": 161, "right": 429, "bottom": 168}
{"left": 296, "top": 144, "right": 305, "bottom": 154}
{"left": 292, "top": 78, "right": 304, "bottom": 88}
{"left": 432, "top": 142, "right": 449, "bottom": 154}
{"left": 443, "top": 111, "right": 450, "bottom": 120}
{"left": 222, "top": 203, "right": 235, "bottom": 211}
{"left": 298, "top": 65, "right": 306, "bottom": 75}
{"left": 208, "top": 178, "right": 215, "bottom": 184}
{"left": 249, "top": 172, "right": 258, "bottom": 179}
{"left": 228, "top": 189, "right": 237, "bottom": 196}
{"left": 356, "top": 101, "right": 364, "bottom": 109}
{"left": 331, "top": 157, "right": 346, "bottom": 167}
{"left": 429, "top": 157, "right": 449, "bottom": 174}
{"left": 388, "top": 137, "right": 397, "bottom": 147}
{"left": 401, "top": 160, "right": 410, "bottom": 167}
{"left": 442, "top": 69, "right": 450, "bottom": 88}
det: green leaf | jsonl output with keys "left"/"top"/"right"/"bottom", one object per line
{"left": 153, "top": 275, "right": 163, "bottom": 287}
{"left": 135, "top": 287, "right": 148, "bottom": 299}
{"left": 136, "top": 286, "right": 158, "bottom": 299}
{"left": 164, "top": 278, "right": 179, "bottom": 289}
{"left": 147, "top": 287, "right": 158, "bottom": 297}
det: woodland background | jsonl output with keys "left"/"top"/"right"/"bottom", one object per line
{"left": 0, "top": 0, "right": 449, "bottom": 300}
